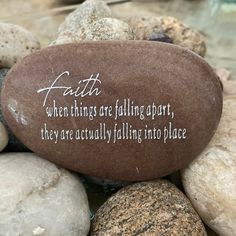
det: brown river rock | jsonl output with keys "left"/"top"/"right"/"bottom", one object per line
{"left": 1, "top": 41, "right": 222, "bottom": 181}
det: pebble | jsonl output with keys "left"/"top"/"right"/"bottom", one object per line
{"left": 0, "top": 23, "right": 40, "bottom": 68}
{"left": 54, "top": 0, "right": 112, "bottom": 44}
{"left": 0, "top": 122, "right": 8, "bottom": 152}
{"left": 81, "top": 18, "right": 135, "bottom": 40}
{"left": 91, "top": 180, "right": 207, "bottom": 235}
{"left": 1, "top": 41, "right": 222, "bottom": 181}
{"left": 182, "top": 96, "right": 236, "bottom": 236}
{"left": 0, "top": 152, "right": 90, "bottom": 236}
{"left": 127, "top": 16, "right": 206, "bottom": 57}
{"left": 0, "top": 68, "right": 29, "bottom": 151}
{"left": 215, "top": 67, "right": 236, "bottom": 96}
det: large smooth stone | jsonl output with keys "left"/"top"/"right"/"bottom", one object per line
{"left": 182, "top": 96, "right": 236, "bottom": 236}
{"left": 0, "top": 152, "right": 90, "bottom": 236}
{"left": 1, "top": 41, "right": 222, "bottom": 181}
{"left": 91, "top": 180, "right": 207, "bottom": 235}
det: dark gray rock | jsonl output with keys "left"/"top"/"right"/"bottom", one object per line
{"left": 0, "top": 69, "right": 29, "bottom": 151}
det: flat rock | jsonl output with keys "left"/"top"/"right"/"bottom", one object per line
{"left": 0, "top": 68, "right": 29, "bottom": 151}
{"left": 54, "top": 0, "right": 111, "bottom": 44}
{"left": 1, "top": 41, "right": 222, "bottom": 181}
{"left": 0, "top": 152, "right": 90, "bottom": 236}
{"left": 0, "top": 122, "right": 8, "bottom": 152}
{"left": 91, "top": 180, "right": 207, "bottom": 235}
{"left": 0, "top": 23, "right": 40, "bottom": 68}
{"left": 127, "top": 16, "right": 206, "bottom": 57}
{"left": 182, "top": 96, "right": 236, "bottom": 236}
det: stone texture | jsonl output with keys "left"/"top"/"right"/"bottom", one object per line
{"left": 0, "top": 152, "right": 90, "bottom": 236}
{"left": 54, "top": 0, "right": 111, "bottom": 44}
{"left": 91, "top": 180, "right": 207, "bottom": 236}
{"left": 0, "top": 122, "right": 8, "bottom": 152}
{"left": 127, "top": 16, "right": 206, "bottom": 57}
{"left": 0, "top": 68, "right": 29, "bottom": 151}
{"left": 81, "top": 18, "right": 135, "bottom": 40}
{"left": 1, "top": 41, "right": 222, "bottom": 181}
{"left": 0, "top": 23, "right": 40, "bottom": 68}
{"left": 182, "top": 96, "right": 236, "bottom": 236}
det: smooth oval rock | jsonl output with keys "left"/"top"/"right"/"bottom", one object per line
{"left": 182, "top": 96, "right": 236, "bottom": 236}
{"left": 0, "top": 152, "right": 90, "bottom": 236}
{"left": 91, "top": 180, "right": 207, "bottom": 235}
{"left": 0, "top": 23, "right": 40, "bottom": 68}
{"left": 0, "top": 122, "right": 8, "bottom": 152}
{"left": 1, "top": 41, "right": 222, "bottom": 181}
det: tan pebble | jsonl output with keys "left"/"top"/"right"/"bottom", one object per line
{"left": 0, "top": 23, "right": 40, "bottom": 68}
{"left": 128, "top": 16, "right": 206, "bottom": 56}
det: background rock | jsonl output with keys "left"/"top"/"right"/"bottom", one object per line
{"left": 0, "top": 152, "right": 90, "bottom": 236}
{"left": 0, "top": 122, "right": 8, "bottom": 152}
{"left": 81, "top": 18, "right": 135, "bottom": 40}
{"left": 127, "top": 16, "right": 206, "bottom": 56}
{"left": 182, "top": 96, "right": 236, "bottom": 236}
{"left": 0, "top": 23, "right": 40, "bottom": 68}
{"left": 91, "top": 180, "right": 207, "bottom": 235}
{"left": 215, "top": 68, "right": 236, "bottom": 96}
{"left": 54, "top": 0, "right": 111, "bottom": 44}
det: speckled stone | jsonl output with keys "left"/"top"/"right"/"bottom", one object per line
{"left": 91, "top": 180, "right": 207, "bottom": 236}
{"left": 127, "top": 16, "right": 206, "bottom": 57}
{"left": 81, "top": 18, "right": 135, "bottom": 40}
{"left": 0, "top": 122, "right": 8, "bottom": 152}
{"left": 182, "top": 96, "right": 236, "bottom": 236}
{"left": 0, "top": 68, "right": 28, "bottom": 151}
{"left": 54, "top": 0, "right": 111, "bottom": 44}
{"left": 0, "top": 23, "right": 40, "bottom": 68}
{"left": 0, "top": 152, "right": 90, "bottom": 236}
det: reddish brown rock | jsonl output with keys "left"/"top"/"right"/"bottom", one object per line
{"left": 1, "top": 41, "right": 222, "bottom": 181}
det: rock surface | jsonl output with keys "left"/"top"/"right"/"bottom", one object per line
{"left": 0, "top": 68, "right": 28, "bottom": 151}
{"left": 81, "top": 18, "right": 135, "bottom": 40}
{"left": 0, "top": 152, "right": 90, "bottom": 236}
{"left": 54, "top": 0, "right": 111, "bottom": 44}
{"left": 182, "top": 96, "right": 236, "bottom": 236}
{"left": 1, "top": 41, "right": 222, "bottom": 181}
{"left": 91, "top": 180, "right": 207, "bottom": 235}
{"left": 0, "top": 23, "right": 40, "bottom": 68}
{"left": 127, "top": 16, "right": 206, "bottom": 57}
{"left": 0, "top": 122, "right": 8, "bottom": 152}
